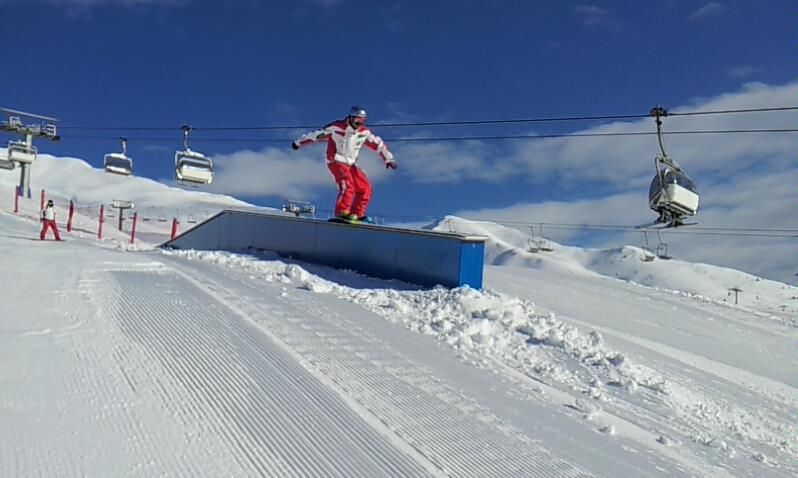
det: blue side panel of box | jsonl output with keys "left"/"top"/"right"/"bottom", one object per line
{"left": 162, "top": 210, "right": 486, "bottom": 289}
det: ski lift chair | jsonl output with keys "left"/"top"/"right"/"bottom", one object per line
{"left": 104, "top": 153, "right": 133, "bottom": 176}
{"left": 175, "top": 151, "right": 213, "bottom": 185}
{"left": 648, "top": 166, "right": 699, "bottom": 227}
{"left": 640, "top": 231, "right": 656, "bottom": 262}
{"left": 536, "top": 224, "right": 554, "bottom": 252}
{"left": 174, "top": 125, "right": 213, "bottom": 185}
{"left": 281, "top": 199, "right": 316, "bottom": 218}
{"left": 104, "top": 138, "right": 133, "bottom": 176}
{"left": 0, "top": 151, "right": 15, "bottom": 170}
{"left": 654, "top": 229, "right": 671, "bottom": 260}
{"left": 7, "top": 140, "right": 36, "bottom": 164}
{"left": 647, "top": 106, "right": 699, "bottom": 228}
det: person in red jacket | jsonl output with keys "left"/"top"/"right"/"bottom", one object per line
{"left": 40, "top": 199, "right": 62, "bottom": 241}
{"left": 292, "top": 106, "right": 396, "bottom": 222}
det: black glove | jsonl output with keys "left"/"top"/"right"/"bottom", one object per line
{"left": 385, "top": 159, "right": 397, "bottom": 170}
{"left": 291, "top": 141, "right": 300, "bottom": 150}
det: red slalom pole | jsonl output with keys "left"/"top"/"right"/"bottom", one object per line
{"left": 39, "top": 189, "right": 45, "bottom": 211}
{"left": 130, "top": 212, "right": 138, "bottom": 244}
{"left": 67, "top": 200, "right": 74, "bottom": 232}
{"left": 98, "top": 205, "right": 105, "bottom": 240}
{"left": 170, "top": 217, "right": 179, "bottom": 240}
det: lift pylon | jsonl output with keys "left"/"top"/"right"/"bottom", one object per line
{"left": 1, "top": 107, "right": 60, "bottom": 197}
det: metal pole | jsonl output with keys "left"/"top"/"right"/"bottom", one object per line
{"left": 67, "top": 200, "right": 74, "bottom": 232}
{"left": 130, "top": 212, "right": 137, "bottom": 244}
{"left": 18, "top": 133, "right": 33, "bottom": 198}
{"left": 98, "top": 205, "right": 104, "bottom": 239}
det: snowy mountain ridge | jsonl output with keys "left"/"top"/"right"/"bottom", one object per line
{"left": 434, "top": 215, "right": 798, "bottom": 323}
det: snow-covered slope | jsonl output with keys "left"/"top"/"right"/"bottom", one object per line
{"left": 434, "top": 215, "right": 798, "bottom": 323}
{"left": 0, "top": 151, "right": 252, "bottom": 212}
{"left": 1, "top": 154, "right": 796, "bottom": 477}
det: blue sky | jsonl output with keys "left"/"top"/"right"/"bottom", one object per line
{"left": 1, "top": 0, "right": 797, "bottom": 281}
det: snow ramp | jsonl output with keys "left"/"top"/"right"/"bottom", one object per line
{"left": 162, "top": 209, "right": 486, "bottom": 289}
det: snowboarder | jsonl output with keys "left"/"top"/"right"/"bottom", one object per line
{"left": 40, "top": 199, "right": 62, "bottom": 241}
{"left": 291, "top": 106, "right": 397, "bottom": 222}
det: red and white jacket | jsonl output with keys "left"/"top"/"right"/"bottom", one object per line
{"left": 40, "top": 205, "right": 56, "bottom": 221}
{"left": 294, "top": 119, "right": 394, "bottom": 167}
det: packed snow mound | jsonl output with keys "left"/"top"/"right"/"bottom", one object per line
{"left": 168, "top": 249, "right": 668, "bottom": 397}
{"left": 426, "top": 215, "right": 593, "bottom": 275}
{"left": 433, "top": 215, "right": 798, "bottom": 318}
{"left": 0, "top": 151, "right": 252, "bottom": 211}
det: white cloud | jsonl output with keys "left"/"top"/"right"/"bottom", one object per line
{"left": 508, "top": 81, "right": 798, "bottom": 188}
{"left": 572, "top": 5, "right": 620, "bottom": 30}
{"left": 393, "top": 141, "right": 506, "bottom": 183}
{"left": 689, "top": 2, "right": 724, "bottom": 21}
{"left": 205, "top": 147, "right": 328, "bottom": 199}
{"left": 727, "top": 65, "right": 759, "bottom": 79}
{"left": 573, "top": 5, "right": 608, "bottom": 26}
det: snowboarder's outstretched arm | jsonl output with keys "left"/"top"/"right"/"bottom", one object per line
{"left": 292, "top": 123, "right": 335, "bottom": 150}
{"left": 364, "top": 133, "right": 396, "bottom": 169}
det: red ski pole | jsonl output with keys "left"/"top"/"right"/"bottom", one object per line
{"left": 170, "top": 217, "right": 179, "bottom": 240}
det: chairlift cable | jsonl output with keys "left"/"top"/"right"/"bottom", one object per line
{"left": 62, "top": 127, "right": 798, "bottom": 143}
{"left": 374, "top": 214, "right": 798, "bottom": 238}
{"left": 55, "top": 105, "right": 798, "bottom": 131}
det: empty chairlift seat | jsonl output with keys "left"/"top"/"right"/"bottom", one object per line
{"left": 104, "top": 138, "right": 133, "bottom": 176}
{"left": 103, "top": 153, "right": 133, "bottom": 176}
{"left": 7, "top": 140, "right": 37, "bottom": 164}
{"left": 0, "top": 152, "right": 14, "bottom": 170}
{"left": 648, "top": 168, "right": 699, "bottom": 219}
{"left": 174, "top": 150, "right": 213, "bottom": 185}
{"left": 174, "top": 125, "right": 212, "bottom": 185}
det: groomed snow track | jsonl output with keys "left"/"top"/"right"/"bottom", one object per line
{"left": 83, "top": 257, "right": 594, "bottom": 477}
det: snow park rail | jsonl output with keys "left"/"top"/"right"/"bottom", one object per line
{"left": 162, "top": 209, "right": 487, "bottom": 289}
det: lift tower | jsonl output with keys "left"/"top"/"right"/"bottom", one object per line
{"left": 0, "top": 107, "right": 60, "bottom": 197}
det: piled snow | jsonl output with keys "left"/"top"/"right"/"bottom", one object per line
{"left": 168, "top": 249, "right": 669, "bottom": 407}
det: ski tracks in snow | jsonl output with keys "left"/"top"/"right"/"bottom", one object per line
{"left": 88, "top": 262, "right": 433, "bottom": 478}
{"left": 156, "top": 254, "right": 597, "bottom": 478}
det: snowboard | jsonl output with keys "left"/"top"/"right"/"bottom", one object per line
{"left": 327, "top": 216, "right": 376, "bottom": 225}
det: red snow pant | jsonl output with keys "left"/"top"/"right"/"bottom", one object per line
{"left": 40, "top": 219, "right": 61, "bottom": 241}
{"left": 327, "top": 161, "right": 372, "bottom": 217}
